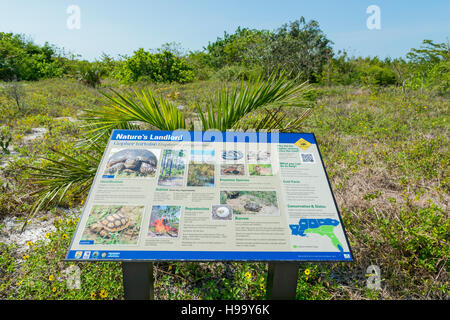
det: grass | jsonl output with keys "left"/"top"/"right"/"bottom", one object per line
{"left": 0, "top": 79, "right": 448, "bottom": 300}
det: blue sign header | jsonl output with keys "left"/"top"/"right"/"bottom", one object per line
{"left": 110, "top": 130, "right": 317, "bottom": 145}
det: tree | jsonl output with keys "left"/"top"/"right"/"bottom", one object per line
{"left": 204, "top": 18, "right": 333, "bottom": 82}
{"left": 0, "top": 32, "right": 64, "bottom": 81}
{"left": 265, "top": 17, "right": 333, "bottom": 82}
{"left": 406, "top": 39, "right": 450, "bottom": 93}
{"left": 206, "top": 27, "right": 270, "bottom": 69}
{"left": 115, "top": 48, "right": 195, "bottom": 84}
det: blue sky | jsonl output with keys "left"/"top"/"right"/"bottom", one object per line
{"left": 1, "top": 0, "right": 449, "bottom": 61}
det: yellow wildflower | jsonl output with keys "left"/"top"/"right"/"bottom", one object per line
{"left": 52, "top": 287, "right": 57, "bottom": 293}
{"left": 100, "top": 289, "right": 108, "bottom": 298}
{"left": 244, "top": 272, "right": 252, "bottom": 279}
{"left": 62, "top": 234, "right": 68, "bottom": 240}
{"left": 26, "top": 241, "right": 33, "bottom": 246}
{"left": 304, "top": 269, "right": 311, "bottom": 276}
{"left": 22, "top": 255, "right": 29, "bottom": 260}
{"left": 90, "top": 292, "right": 96, "bottom": 299}
{"left": 49, "top": 275, "right": 54, "bottom": 281}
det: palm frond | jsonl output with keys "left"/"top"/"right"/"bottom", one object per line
{"left": 247, "top": 106, "right": 313, "bottom": 132}
{"left": 84, "top": 88, "right": 187, "bottom": 136}
{"left": 24, "top": 144, "right": 102, "bottom": 230}
{"left": 196, "top": 71, "right": 311, "bottom": 131}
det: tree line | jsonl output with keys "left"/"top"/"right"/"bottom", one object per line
{"left": 0, "top": 17, "right": 448, "bottom": 94}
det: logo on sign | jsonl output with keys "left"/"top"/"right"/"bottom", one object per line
{"left": 295, "top": 138, "right": 312, "bottom": 150}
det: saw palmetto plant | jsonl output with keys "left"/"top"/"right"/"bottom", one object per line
{"left": 26, "top": 144, "right": 103, "bottom": 230}
{"left": 27, "top": 72, "right": 313, "bottom": 226}
{"left": 197, "top": 72, "right": 310, "bottom": 131}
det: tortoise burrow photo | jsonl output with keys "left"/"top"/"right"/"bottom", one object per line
{"left": 220, "top": 190, "right": 280, "bottom": 216}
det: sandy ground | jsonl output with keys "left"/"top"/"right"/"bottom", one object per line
{"left": 0, "top": 208, "right": 81, "bottom": 255}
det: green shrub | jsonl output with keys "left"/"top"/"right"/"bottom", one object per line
{"left": 0, "top": 32, "right": 65, "bottom": 81}
{"left": 206, "top": 27, "right": 271, "bottom": 69}
{"left": 96, "top": 53, "right": 122, "bottom": 79}
{"left": 213, "top": 64, "right": 263, "bottom": 81}
{"left": 425, "top": 59, "right": 450, "bottom": 95}
{"left": 361, "top": 65, "right": 397, "bottom": 86}
{"left": 186, "top": 51, "right": 214, "bottom": 80}
{"left": 115, "top": 48, "right": 195, "bottom": 84}
{"left": 318, "top": 57, "right": 359, "bottom": 85}
{"left": 0, "top": 134, "right": 11, "bottom": 154}
{"left": 2, "top": 81, "right": 29, "bottom": 115}
{"left": 205, "top": 18, "right": 333, "bottom": 82}
{"left": 404, "top": 40, "right": 450, "bottom": 93}
{"left": 77, "top": 63, "right": 103, "bottom": 88}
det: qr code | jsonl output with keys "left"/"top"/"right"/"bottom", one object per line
{"left": 301, "top": 153, "right": 314, "bottom": 163}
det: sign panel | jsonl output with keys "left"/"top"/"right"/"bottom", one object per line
{"left": 66, "top": 130, "right": 353, "bottom": 261}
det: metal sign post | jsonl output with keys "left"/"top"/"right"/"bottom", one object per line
{"left": 122, "top": 262, "right": 154, "bottom": 300}
{"left": 266, "top": 262, "right": 299, "bottom": 300}
{"left": 121, "top": 261, "right": 300, "bottom": 300}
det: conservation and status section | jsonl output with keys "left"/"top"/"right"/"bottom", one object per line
{"left": 66, "top": 130, "right": 353, "bottom": 261}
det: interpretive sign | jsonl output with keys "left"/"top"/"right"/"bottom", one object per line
{"left": 66, "top": 130, "right": 353, "bottom": 261}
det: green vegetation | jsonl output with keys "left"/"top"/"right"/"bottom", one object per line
{"left": 1, "top": 20, "right": 447, "bottom": 94}
{"left": 76, "top": 62, "right": 104, "bottom": 88}
{"left": 115, "top": 48, "right": 195, "bottom": 84}
{"left": 1, "top": 215, "right": 123, "bottom": 300}
{"left": 0, "top": 17, "right": 448, "bottom": 300}
{"left": 0, "top": 79, "right": 448, "bottom": 299}
{"left": 187, "top": 162, "right": 215, "bottom": 187}
{"left": 0, "top": 32, "right": 65, "bottom": 81}
{"left": 158, "top": 150, "right": 186, "bottom": 185}
{"left": 0, "top": 134, "right": 11, "bottom": 155}
{"left": 204, "top": 18, "right": 332, "bottom": 82}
